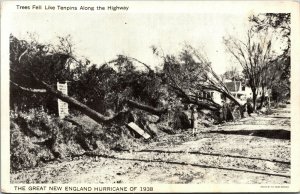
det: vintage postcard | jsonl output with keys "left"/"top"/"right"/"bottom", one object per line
{"left": 1, "top": 0, "right": 300, "bottom": 193}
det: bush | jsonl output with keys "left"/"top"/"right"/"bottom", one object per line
{"left": 10, "top": 108, "right": 145, "bottom": 171}
{"left": 10, "top": 109, "right": 83, "bottom": 171}
{"left": 11, "top": 121, "right": 44, "bottom": 170}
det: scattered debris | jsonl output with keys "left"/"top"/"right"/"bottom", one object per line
{"left": 126, "top": 122, "right": 151, "bottom": 139}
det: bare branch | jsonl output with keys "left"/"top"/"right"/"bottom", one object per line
{"left": 10, "top": 81, "right": 47, "bottom": 93}
{"left": 126, "top": 56, "right": 154, "bottom": 73}
{"left": 18, "top": 48, "right": 28, "bottom": 63}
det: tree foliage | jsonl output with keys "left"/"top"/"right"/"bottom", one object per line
{"left": 224, "top": 13, "right": 290, "bottom": 109}
{"left": 250, "top": 13, "right": 290, "bottom": 101}
{"left": 153, "top": 44, "right": 242, "bottom": 112}
{"left": 9, "top": 34, "right": 167, "bottom": 121}
{"left": 10, "top": 34, "right": 76, "bottom": 113}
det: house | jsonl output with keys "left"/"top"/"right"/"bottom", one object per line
{"left": 200, "top": 80, "right": 270, "bottom": 106}
{"left": 223, "top": 80, "right": 270, "bottom": 104}
{"left": 224, "top": 81, "right": 251, "bottom": 104}
{"left": 200, "top": 90, "right": 223, "bottom": 105}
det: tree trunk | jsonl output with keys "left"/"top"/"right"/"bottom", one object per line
{"left": 29, "top": 73, "right": 170, "bottom": 125}
{"left": 126, "top": 99, "right": 167, "bottom": 116}
{"left": 252, "top": 88, "right": 257, "bottom": 111}
{"left": 221, "top": 90, "right": 244, "bottom": 118}
{"left": 258, "top": 86, "right": 265, "bottom": 110}
{"left": 222, "top": 91, "right": 241, "bottom": 106}
{"left": 39, "top": 80, "right": 128, "bottom": 125}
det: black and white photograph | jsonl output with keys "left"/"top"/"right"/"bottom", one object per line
{"left": 1, "top": 1, "right": 300, "bottom": 193}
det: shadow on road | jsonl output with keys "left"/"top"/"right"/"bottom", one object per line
{"left": 208, "top": 129, "right": 290, "bottom": 140}
{"left": 270, "top": 117, "right": 290, "bottom": 119}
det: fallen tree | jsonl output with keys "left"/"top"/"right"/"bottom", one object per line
{"left": 9, "top": 34, "right": 168, "bottom": 126}
{"left": 14, "top": 70, "right": 169, "bottom": 126}
{"left": 157, "top": 44, "right": 243, "bottom": 117}
{"left": 10, "top": 34, "right": 244, "bottom": 129}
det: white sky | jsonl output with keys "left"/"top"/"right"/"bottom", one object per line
{"left": 10, "top": 12, "right": 250, "bottom": 74}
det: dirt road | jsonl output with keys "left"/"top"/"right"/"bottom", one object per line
{"left": 11, "top": 105, "right": 290, "bottom": 184}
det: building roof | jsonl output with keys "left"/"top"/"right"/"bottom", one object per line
{"left": 225, "top": 81, "right": 241, "bottom": 92}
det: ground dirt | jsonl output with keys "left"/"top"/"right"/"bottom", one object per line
{"left": 11, "top": 105, "right": 291, "bottom": 184}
